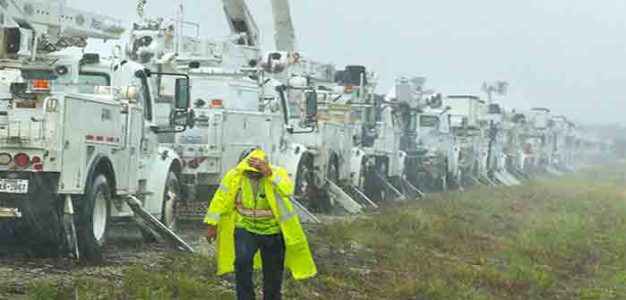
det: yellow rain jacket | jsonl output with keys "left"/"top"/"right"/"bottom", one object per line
{"left": 203, "top": 149, "right": 317, "bottom": 280}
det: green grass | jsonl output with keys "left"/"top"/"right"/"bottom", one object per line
{"left": 15, "top": 169, "right": 626, "bottom": 299}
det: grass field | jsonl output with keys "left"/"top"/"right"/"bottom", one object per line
{"left": 10, "top": 168, "right": 626, "bottom": 299}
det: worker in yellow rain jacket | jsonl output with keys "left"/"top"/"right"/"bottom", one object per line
{"left": 204, "top": 148, "right": 316, "bottom": 300}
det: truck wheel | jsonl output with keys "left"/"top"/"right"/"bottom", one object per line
{"left": 362, "top": 158, "right": 382, "bottom": 202}
{"left": 295, "top": 155, "right": 317, "bottom": 211}
{"left": 161, "top": 172, "right": 181, "bottom": 231}
{"left": 141, "top": 172, "right": 181, "bottom": 243}
{"left": 325, "top": 156, "right": 340, "bottom": 209}
{"left": 77, "top": 174, "right": 111, "bottom": 262}
{"left": 327, "top": 156, "right": 340, "bottom": 183}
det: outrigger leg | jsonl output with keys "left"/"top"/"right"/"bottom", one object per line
{"left": 317, "top": 172, "right": 362, "bottom": 214}
{"left": 400, "top": 177, "right": 426, "bottom": 198}
{"left": 125, "top": 196, "right": 194, "bottom": 253}
{"left": 375, "top": 172, "right": 406, "bottom": 201}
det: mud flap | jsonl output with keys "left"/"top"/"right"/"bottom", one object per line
{"left": 317, "top": 172, "right": 362, "bottom": 214}
{"left": 125, "top": 196, "right": 194, "bottom": 253}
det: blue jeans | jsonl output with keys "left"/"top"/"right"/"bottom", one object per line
{"left": 234, "top": 227, "right": 285, "bottom": 300}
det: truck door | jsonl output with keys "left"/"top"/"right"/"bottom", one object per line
{"left": 112, "top": 69, "right": 147, "bottom": 193}
{"left": 130, "top": 71, "right": 156, "bottom": 191}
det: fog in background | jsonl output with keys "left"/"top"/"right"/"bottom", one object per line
{"left": 69, "top": 0, "right": 626, "bottom": 125}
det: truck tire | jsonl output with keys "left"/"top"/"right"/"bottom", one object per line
{"left": 295, "top": 155, "right": 319, "bottom": 211}
{"left": 321, "top": 156, "right": 340, "bottom": 212}
{"left": 77, "top": 174, "right": 111, "bottom": 262}
{"left": 141, "top": 171, "right": 181, "bottom": 243}
{"left": 362, "top": 157, "right": 384, "bottom": 203}
{"left": 161, "top": 172, "right": 181, "bottom": 231}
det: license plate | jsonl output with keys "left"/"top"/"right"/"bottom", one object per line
{"left": 0, "top": 179, "right": 29, "bottom": 194}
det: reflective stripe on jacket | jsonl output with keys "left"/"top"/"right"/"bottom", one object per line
{"left": 203, "top": 149, "right": 317, "bottom": 280}
{"left": 234, "top": 178, "right": 280, "bottom": 235}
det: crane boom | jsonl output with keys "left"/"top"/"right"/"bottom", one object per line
{"left": 0, "top": 0, "right": 123, "bottom": 40}
{"left": 270, "top": 0, "right": 296, "bottom": 51}
{"left": 0, "top": 0, "right": 123, "bottom": 58}
{"left": 221, "top": 0, "right": 259, "bottom": 46}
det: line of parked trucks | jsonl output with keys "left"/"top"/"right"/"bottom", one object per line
{"left": 0, "top": 0, "right": 611, "bottom": 260}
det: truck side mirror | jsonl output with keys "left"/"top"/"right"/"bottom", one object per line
{"left": 174, "top": 78, "right": 190, "bottom": 109}
{"left": 169, "top": 77, "right": 194, "bottom": 129}
{"left": 304, "top": 90, "right": 318, "bottom": 125}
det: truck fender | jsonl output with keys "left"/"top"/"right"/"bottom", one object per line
{"left": 276, "top": 143, "right": 309, "bottom": 183}
{"left": 84, "top": 154, "right": 116, "bottom": 196}
{"left": 143, "top": 146, "right": 184, "bottom": 216}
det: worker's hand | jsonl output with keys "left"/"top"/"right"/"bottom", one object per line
{"left": 206, "top": 225, "right": 218, "bottom": 243}
{"left": 248, "top": 157, "right": 272, "bottom": 177}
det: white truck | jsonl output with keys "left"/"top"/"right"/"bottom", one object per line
{"left": 0, "top": 0, "right": 194, "bottom": 260}
{"left": 444, "top": 95, "right": 486, "bottom": 185}
{"left": 386, "top": 78, "right": 461, "bottom": 192}
{"left": 320, "top": 65, "right": 405, "bottom": 203}
{"left": 263, "top": 0, "right": 368, "bottom": 213}
{"left": 526, "top": 107, "right": 553, "bottom": 173}
{"left": 267, "top": 56, "right": 364, "bottom": 213}
{"left": 125, "top": 1, "right": 322, "bottom": 221}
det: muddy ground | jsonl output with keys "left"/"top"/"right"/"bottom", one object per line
{"left": 0, "top": 221, "right": 212, "bottom": 299}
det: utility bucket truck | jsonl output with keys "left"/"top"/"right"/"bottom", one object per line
{"left": 386, "top": 77, "right": 436, "bottom": 197}
{"left": 265, "top": 56, "right": 369, "bottom": 214}
{"left": 263, "top": 0, "right": 367, "bottom": 214}
{"left": 482, "top": 103, "right": 522, "bottom": 186}
{"left": 334, "top": 66, "right": 406, "bottom": 204}
{"left": 0, "top": 0, "right": 194, "bottom": 260}
{"left": 445, "top": 95, "right": 502, "bottom": 186}
{"left": 126, "top": 2, "right": 320, "bottom": 223}
{"left": 388, "top": 77, "right": 460, "bottom": 193}
{"left": 525, "top": 107, "right": 554, "bottom": 175}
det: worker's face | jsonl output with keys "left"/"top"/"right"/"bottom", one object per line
{"left": 246, "top": 171, "right": 263, "bottom": 181}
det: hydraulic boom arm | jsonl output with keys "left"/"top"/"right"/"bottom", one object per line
{"left": 221, "top": 0, "right": 259, "bottom": 46}
{"left": 270, "top": 0, "right": 296, "bottom": 51}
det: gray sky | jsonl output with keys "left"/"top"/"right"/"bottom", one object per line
{"left": 69, "top": 0, "right": 626, "bottom": 125}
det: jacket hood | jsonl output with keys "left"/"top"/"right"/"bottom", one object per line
{"left": 236, "top": 149, "right": 269, "bottom": 173}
